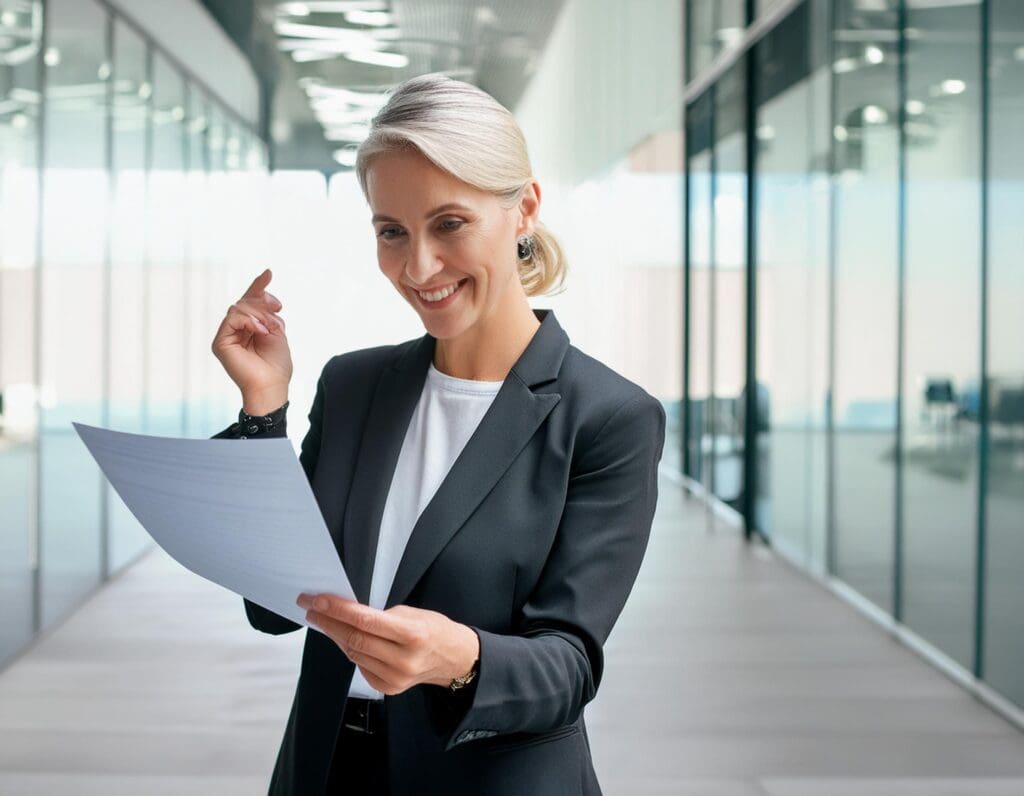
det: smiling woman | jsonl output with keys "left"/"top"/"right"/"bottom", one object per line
{"left": 208, "top": 72, "right": 665, "bottom": 796}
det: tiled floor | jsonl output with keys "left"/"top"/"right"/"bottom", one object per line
{"left": 1, "top": 468, "right": 1022, "bottom": 795}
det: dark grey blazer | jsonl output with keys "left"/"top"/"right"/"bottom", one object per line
{"left": 212, "top": 307, "right": 666, "bottom": 796}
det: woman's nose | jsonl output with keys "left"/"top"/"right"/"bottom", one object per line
{"left": 404, "top": 236, "right": 445, "bottom": 285}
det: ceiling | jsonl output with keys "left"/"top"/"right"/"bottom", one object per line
{"left": 257, "top": 0, "right": 566, "bottom": 173}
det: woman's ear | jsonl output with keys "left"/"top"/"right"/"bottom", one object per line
{"left": 517, "top": 179, "right": 541, "bottom": 235}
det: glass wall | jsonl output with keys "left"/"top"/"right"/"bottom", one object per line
{"left": 39, "top": 0, "right": 108, "bottom": 627}
{"left": 901, "top": 0, "right": 983, "bottom": 672}
{"left": 0, "top": 0, "right": 42, "bottom": 662}
{"left": 107, "top": 16, "right": 148, "bottom": 572}
{"left": 0, "top": 0, "right": 267, "bottom": 668}
{"left": 983, "top": 0, "right": 1024, "bottom": 709}
{"left": 711, "top": 62, "right": 746, "bottom": 513}
{"left": 752, "top": 0, "right": 829, "bottom": 569}
{"left": 830, "top": 0, "right": 900, "bottom": 615}
{"left": 684, "top": 0, "right": 1024, "bottom": 714}
{"left": 685, "top": 91, "right": 712, "bottom": 488}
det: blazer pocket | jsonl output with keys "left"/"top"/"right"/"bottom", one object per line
{"left": 484, "top": 723, "right": 580, "bottom": 755}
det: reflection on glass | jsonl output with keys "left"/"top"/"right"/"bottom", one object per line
{"left": 712, "top": 63, "right": 746, "bottom": 512}
{"left": 0, "top": 0, "right": 42, "bottom": 663}
{"left": 107, "top": 18, "right": 150, "bottom": 573}
{"left": 145, "top": 52, "right": 186, "bottom": 437}
{"left": 185, "top": 87, "right": 210, "bottom": 437}
{"left": 686, "top": 92, "right": 713, "bottom": 487}
{"left": 687, "top": 0, "right": 747, "bottom": 81}
{"left": 831, "top": 0, "right": 899, "bottom": 611}
{"left": 983, "top": 0, "right": 1024, "bottom": 708}
{"left": 753, "top": 1, "right": 829, "bottom": 567}
{"left": 902, "top": 0, "right": 982, "bottom": 671}
{"left": 39, "top": 0, "right": 108, "bottom": 628}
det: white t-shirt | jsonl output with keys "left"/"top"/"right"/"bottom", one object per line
{"left": 347, "top": 359, "right": 504, "bottom": 701}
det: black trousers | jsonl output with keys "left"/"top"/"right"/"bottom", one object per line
{"left": 324, "top": 724, "right": 390, "bottom": 795}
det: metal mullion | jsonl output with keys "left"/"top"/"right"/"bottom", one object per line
{"left": 31, "top": 0, "right": 50, "bottom": 636}
{"left": 894, "top": 0, "right": 907, "bottom": 624}
{"left": 825, "top": 0, "right": 838, "bottom": 576}
{"left": 743, "top": 45, "right": 759, "bottom": 543}
{"left": 99, "top": 8, "right": 114, "bottom": 582}
{"left": 973, "top": 0, "right": 991, "bottom": 682}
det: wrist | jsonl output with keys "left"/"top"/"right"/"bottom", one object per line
{"left": 447, "top": 625, "right": 480, "bottom": 690}
{"left": 241, "top": 387, "right": 289, "bottom": 416}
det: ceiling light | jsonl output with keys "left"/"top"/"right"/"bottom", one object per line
{"left": 905, "top": 99, "right": 925, "bottom": 115}
{"left": 279, "top": 3, "right": 311, "bottom": 16}
{"left": 864, "top": 45, "right": 884, "bottom": 64}
{"left": 862, "top": 104, "right": 888, "bottom": 124}
{"left": 833, "top": 125, "right": 849, "bottom": 142}
{"left": 43, "top": 46, "right": 59, "bottom": 67}
{"left": 939, "top": 78, "right": 966, "bottom": 95}
{"left": 274, "top": 21, "right": 394, "bottom": 41}
{"left": 333, "top": 148, "right": 358, "bottom": 166}
{"left": 832, "top": 57, "right": 858, "bottom": 74}
{"left": 343, "top": 50, "right": 408, "bottom": 68}
{"left": 323, "top": 123, "right": 370, "bottom": 140}
{"left": 1014, "top": 46, "right": 1024, "bottom": 62}
{"left": 755, "top": 124, "right": 775, "bottom": 141}
{"left": 291, "top": 48, "right": 340, "bottom": 62}
{"left": 345, "top": 9, "right": 392, "bottom": 26}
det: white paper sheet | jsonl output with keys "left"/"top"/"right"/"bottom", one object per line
{"left": 72, "top": 422, "right": 355, "bottom": 629}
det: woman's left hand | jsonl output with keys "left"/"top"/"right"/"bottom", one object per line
{"left": 296, "top": 593, "right": 480, "bottom": 695}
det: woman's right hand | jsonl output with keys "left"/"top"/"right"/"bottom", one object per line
{"left": 211, "top": 268, "right": 293, "bottom": 415}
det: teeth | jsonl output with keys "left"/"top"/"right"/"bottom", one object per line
{"left": 418, "top": 280, "right": 463, "bottom": 302}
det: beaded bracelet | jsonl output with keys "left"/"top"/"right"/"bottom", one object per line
{"left": 236, "top": 400, "right": 290, "bottom": 439}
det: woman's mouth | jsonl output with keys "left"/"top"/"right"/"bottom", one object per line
{"left": 413, "top": 278, "right": 469, "bottom": 309}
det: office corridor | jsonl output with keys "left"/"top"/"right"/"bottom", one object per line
{"left": 1, "top": 469, "right": 1023, "bottom": 796}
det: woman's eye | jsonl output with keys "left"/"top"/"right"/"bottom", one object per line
{"left": 378, "top": 227, "right": 402, "bottom": 239}
{"left": 440, "top": 218, "right": 463, "bottom": 231}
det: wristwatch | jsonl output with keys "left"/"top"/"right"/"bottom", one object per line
{"left": 448, "top": 657, "right": 479, "bottom": 692}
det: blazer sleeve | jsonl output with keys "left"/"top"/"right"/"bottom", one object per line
{"left": 427, "top": 391, "right": 667, "bottom": 751}
{"left": 209, "top": 359, "right": 332, "bottom": 636}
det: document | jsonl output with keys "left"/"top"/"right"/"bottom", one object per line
{"left": 72, "top": 422, "right": 355, "bottom": 629}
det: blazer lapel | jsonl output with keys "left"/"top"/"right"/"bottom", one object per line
{"left": 339, "top": 307, "right": 570, "bottom": 609}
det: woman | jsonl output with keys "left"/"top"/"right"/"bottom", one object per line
{"left": 210, "top": 73, "right": 665, "bottom": 796}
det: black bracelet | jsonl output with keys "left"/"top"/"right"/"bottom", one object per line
{"left": 236, "top": 400, "right": 289, "bottom": 439}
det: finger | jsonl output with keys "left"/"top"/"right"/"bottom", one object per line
{"left": 307, "top": 610, "right": 404, "bottom": 661}
{"left": 230, "top": 307, "right": 269, "bottom": 336}
{"left": 229, "top": 303, "right": 276, "bottom": 334}
{"left": 236, "top": 299, "right": 285, "bottom": 333}
{"left": 241, "top": 268, "right": 272, "bottom": 301}
{"left": 263, "top": 291, "right": 283, "bottom": 311}
{"left": 309, "top": 596, "right": 410, "bottom": 643}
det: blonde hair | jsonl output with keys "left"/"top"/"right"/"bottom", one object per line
{"left": 354, "top": 72, "right": 567, "bottom": 297}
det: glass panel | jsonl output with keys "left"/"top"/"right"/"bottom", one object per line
{"left": 982, "top": 0, "right": 1024, "bottom": 708}
{"left": 902, "top": 0, "right": 982, "bottom": 669}
{"left": 831, "top": 0, "right": 900, "bottom": 610}
{"left": 184, "top": 86, "right": 210, "bottom": 437}
{"left": 107, "top": 18, "right": 149, "bottom": 572}
{"left": 752, "top": 1, "right": 829, "bottom": 566}
{"left": 145, "top": 52, "right": 185, "bottom": 437}
{"left": 0, "top": 0, "right": 42, "bottom": 663}
{"left": 39, "top": 0, "right": 107, "bottom": 627}
{"left": 687, "top": 0, "right": 747, "bottom": 80}
{"left": 685, "top": 91, "right": 713, "bottom": 486}
{"left": 711, "top": 62, "right": 746, "bottom": 512}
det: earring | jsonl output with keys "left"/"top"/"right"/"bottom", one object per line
{"left": 517, "top": 233, "right": 534, "bottom": 261}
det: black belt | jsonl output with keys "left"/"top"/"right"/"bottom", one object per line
{"left": 342, "top": 696, "right": 386, "bottom": 735}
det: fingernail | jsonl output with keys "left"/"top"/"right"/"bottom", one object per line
{"left": 314, "top": 596, "right": 329, "bottom": 611}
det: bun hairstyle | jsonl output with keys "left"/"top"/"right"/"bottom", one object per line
{"left": 354, "top": 72, "right": 568, "bottom": 297}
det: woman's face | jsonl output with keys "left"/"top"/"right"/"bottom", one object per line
{"left": 365, "top": 146, "right": 538, "bottom": 339}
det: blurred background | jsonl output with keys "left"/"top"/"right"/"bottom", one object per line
{"left": 0, "top": 0, "right": 1022, "bottom": 793}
